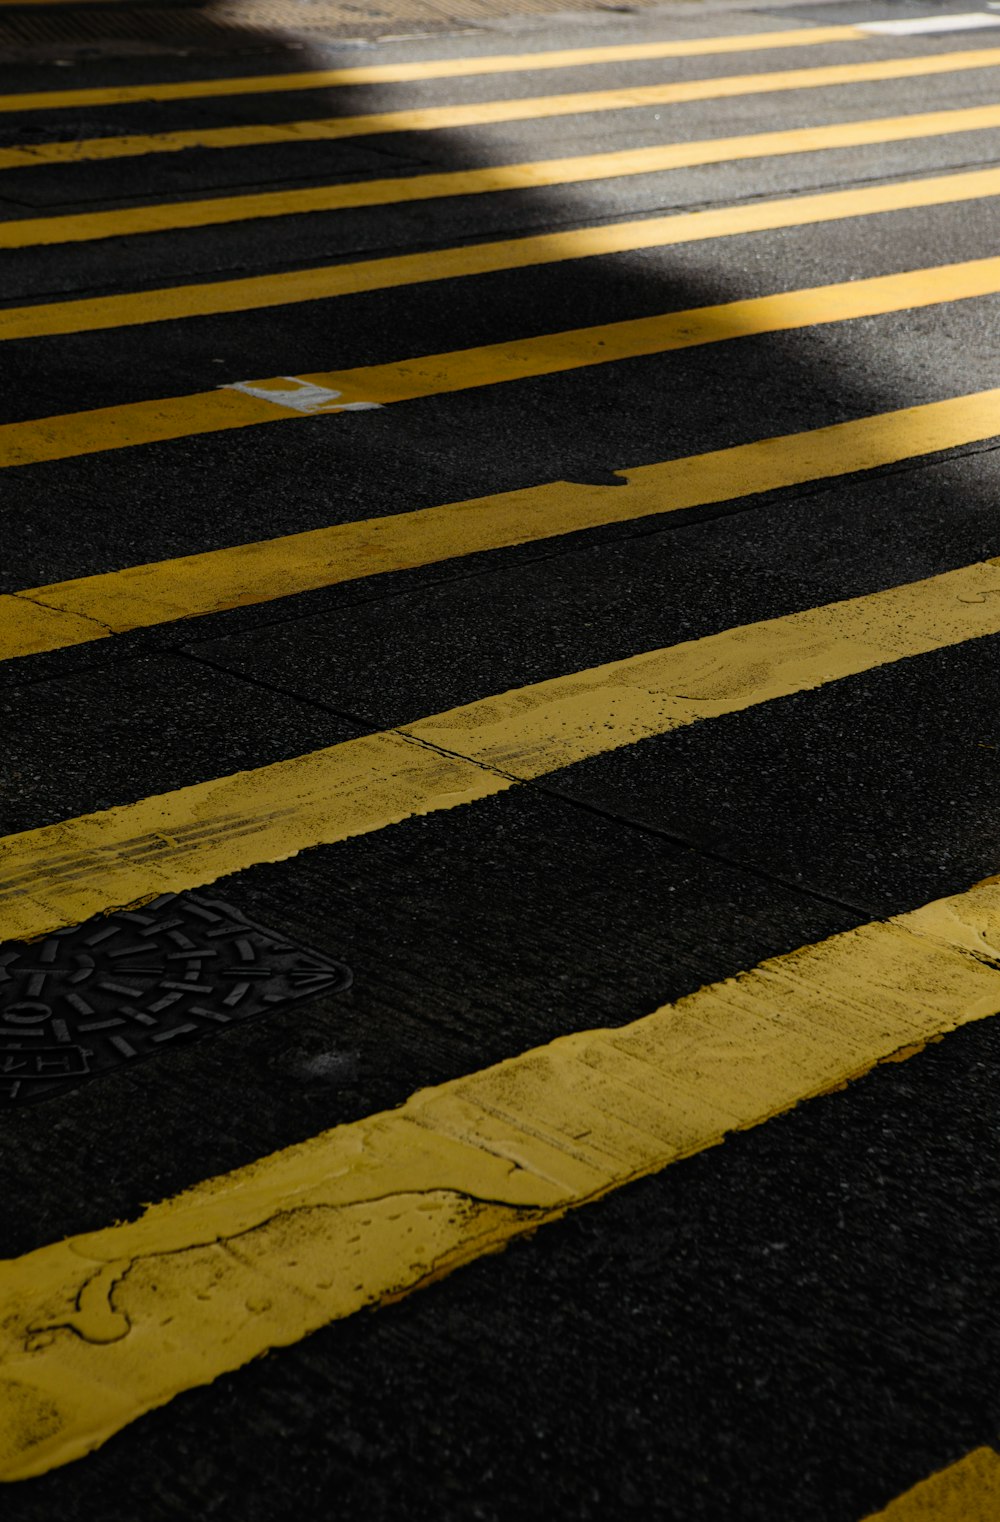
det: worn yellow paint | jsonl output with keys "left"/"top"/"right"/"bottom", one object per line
{"left": 5, "top": 876, "right": 1000, "bottom": 1480}
{"left": 5, "top": 555, "right": 1000, "bottom": 941}
{"left": 0, "top": 27, "right": 866, "bottom": 115}
{"left": 6, "top": 162, "right": 1000, "bottom": 349}
{"left": 9, "top": 102, "right": 1000, "bottom": 243}
{"left": 6, "top": 370, "right": 1000, "bottom": 662}
{"left": 861, "top": 1449, "right": 1000, "bottom": 1520}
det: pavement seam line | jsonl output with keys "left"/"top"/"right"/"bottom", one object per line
{"left": 178, "top": 644, "right": 875, "bottom": 917}
{"left": 523, "top": 775, "right": 876, "bottom": 919}
{"left": 4, "top": 871, "right": 1000, "bottom": 1479}
{"left": 8, "top": 590, "right": 114, "bottom": 637}
{"left": 176, "top": 645, "right": 877, "bottom": 919}
{"left": 0, "top": 592, "right": 113, "bottom": 659}
{"left": 167, "top": 642, "right": 963, "bottom": 924}
{"left": 4, "top": 555, "right": 1000, "bottom": 940}
{"left": 101, "top": 645, "right": 888, "bottom": 922}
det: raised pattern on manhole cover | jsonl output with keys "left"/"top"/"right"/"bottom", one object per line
{"left": 0, "top": 893, "right": 351, "bottom": 1107}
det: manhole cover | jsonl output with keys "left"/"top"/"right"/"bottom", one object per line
{"left": 0, "top": 893, "right": 351, "bottom": 1107}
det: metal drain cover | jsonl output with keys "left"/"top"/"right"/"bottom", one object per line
{"left": 0, "top": 893, "right": 352, "bottom": 1107}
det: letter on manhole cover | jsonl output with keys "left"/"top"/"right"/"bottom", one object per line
{"left": 0, "top": 893, "right": 352, "bottom": 1106}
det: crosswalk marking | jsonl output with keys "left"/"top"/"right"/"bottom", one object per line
{"left": 0, "top": 27, "right": 868, "bottom": 115}
{"left": 4, "top": 865, "right": 1000, "bottom": 1479}
{"left": 4, "top": 552, "right": 1000, "bottom": 942}
{"left": 3, "top": 10, "right": 999, "bottom": 1490}
{"left": 6, "top": 164, "right": 1000, "bottom": 355}
{"left": 9, "top": 100, "right": 1000, "bottom": 243}
{"left": 861, "top": 1448, "right": 1000, "bottom": 1519}
{"left": 6, "top": 48, "right": 1000, "bottom": 208}
{"left": 6, "top": 361, "right": 1000, "bottom": 663}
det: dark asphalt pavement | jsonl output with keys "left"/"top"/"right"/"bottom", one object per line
{"left": 2, "top": 0, "right": 1000, "bottom": 1515}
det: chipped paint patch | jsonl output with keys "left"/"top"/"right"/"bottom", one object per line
{"left": 0, "top": 593, "right": 106, "bottom": 661}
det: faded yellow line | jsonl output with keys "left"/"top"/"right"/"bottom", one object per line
{"left": 9, "top": 73, "right": 1000, "bottom": 184}
{"left": 861, "top": 1449, "right": 1000, "bottom": 1520}
{"left": 4, "top": 554, "right": 1000, "bottom": 942}
{"left": 8, "top": 102, "right": 1000, "bottom": 243}
{"left": 6, "top": 336, "right": 1000, "bottom": 663}
{"left": 4, "top": 873, "right": 1000, "bottom": 1479}
{"left": 6, "top": 164, "right": 1000, "bottom": 351}
{"left": 0, "top": 27, "right": 866, "bottom": 114}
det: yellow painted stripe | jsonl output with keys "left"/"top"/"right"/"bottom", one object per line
{"left": 6, "top": 54, "right": 1000, "bottom": 237}
{"left": 5, "top": 552, "right": 1000, "bottom": 942}
{"left": 6, "top": 304, "right": 1000, "bottom": 662}
{"left": 9, "top": 71, "right": 1000, "bottom": 183}
{"left": 861, "top": 1449, "right": 1000, "bottom": 1520}
{"left": 5, "top": 873, "right": 1000, "bottom": 1479}
{"left": 9, "top": 102, "right": 1000, "bottom": 244}
{"left": 0, "top": 27, "right": 866, "bottom": 114}
{"left": 5, "top": 164, "right": 1000, "bottom": 353}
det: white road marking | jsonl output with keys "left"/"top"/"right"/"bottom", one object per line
{"left": 222, "top": 377, "right": 382, "bottom": 414}
{"left": 859, "top": 12, "right": 1000, "bottom": 33}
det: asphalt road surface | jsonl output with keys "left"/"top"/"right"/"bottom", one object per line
{"left": 3, "top": 0, "right": 1000, "bottom": 1516}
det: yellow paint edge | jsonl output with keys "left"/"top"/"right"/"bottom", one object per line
{"left": 4, "top": 874, "right": 1000, "bottom": 1480}
{"left": 4, "top": 555, "right": 1000, "bottom": 942}
{"left": 6, "top": 162, "right": 1000, "bottom": 343}
{"left": 0, "top": 27, "right": 866, "bottom": 113}
{"left": 861, "top": 1448, "right": 1000, "bottom": 1520}
{"left": 7, "top": 360, "right": 1000, "bottom": 663}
